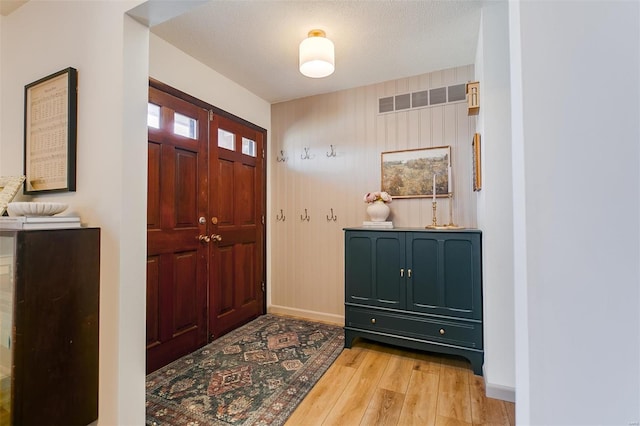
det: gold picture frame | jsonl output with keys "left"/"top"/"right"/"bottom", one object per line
{"left": 473, "top": 133, "right": 482, "bottom": 191}
{"left": 381, "top": 146, "right": 451, "bottom": 199}
{"left": 24, "top": 67, "right": 77, "bottom": 194}
{"left": 0, "top": 176, "right": 26, "bottom": 216}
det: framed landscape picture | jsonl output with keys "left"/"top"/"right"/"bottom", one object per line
{"left": 381, "top": 146, "right": 451, "bottom": 198}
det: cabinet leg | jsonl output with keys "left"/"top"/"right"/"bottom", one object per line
{"left": 344, "top": 329, "right": 355, "bottom": 348}
{"left": 468, "top": 352, "right": 484, "bottom": 376}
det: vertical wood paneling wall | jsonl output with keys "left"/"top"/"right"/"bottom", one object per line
{"left": 269, "top": 65, "right": 476, "bottom": 323}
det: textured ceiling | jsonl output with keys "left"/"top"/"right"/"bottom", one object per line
{"left": 151, "top": 0, "right": 483, "bottom": 104}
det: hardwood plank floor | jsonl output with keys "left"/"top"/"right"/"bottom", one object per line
{"left": 287, "top": 339, "right": 515, "bottom": 426}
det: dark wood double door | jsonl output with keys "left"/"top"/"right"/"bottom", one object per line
{"left": 146, "top": 84, "right": 265, "bottom": 373}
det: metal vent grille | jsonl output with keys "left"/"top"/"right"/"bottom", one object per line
{"left": 412, "top": 90, "right": 429, "bottom": 108}
{"left": 395, "top": 94, "right": 411, "bottom": 110}
{"left": 448, "top": 84, "right": 466, "bottom": 102}
{"left": 378, "top": 83, "right": 467, "bottom": 114}
{"left": 379, "top": 96, "right": 394, "bottom": 113}
{"left": 429, "top": 87, "right": 446, "bottom": 105}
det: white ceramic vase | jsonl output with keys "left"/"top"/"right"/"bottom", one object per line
{"left": 366, "top": 200, "right": 390, "bottom": 222}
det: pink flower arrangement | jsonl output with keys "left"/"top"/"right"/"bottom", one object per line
{"left": 363, "top": 191, "right": 392, "bottom": 204}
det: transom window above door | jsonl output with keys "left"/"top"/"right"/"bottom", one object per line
{"left": 147, "top": 102, "right": 198, "bottom": 140}
{"left": 242, "top": 137, "right": 256, "bottom": 157}
{"left": 218, "top": 128, "right": 235, "bottom": 151}
{"left": 174, "top": 112, "right": 197, "bottom": 139}
{"left": 147, "top": 103, "right": 160, "bottom": 129}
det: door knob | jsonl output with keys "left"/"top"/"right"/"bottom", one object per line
{"left": 196, "top": 234, "right": 211, "bottom": 243}
{"left": 211, "top": 234, "right": 223, "bottom": 242}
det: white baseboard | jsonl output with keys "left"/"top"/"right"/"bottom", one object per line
{"left": 268, "top": 304, "right": 344, "bottom": 326}
{"left": 482, "top": 365, "right": 516, "bottom": 402}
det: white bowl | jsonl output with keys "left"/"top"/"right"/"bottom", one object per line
{"left": 7, "top": 202, "right": 68, "bottom": 217}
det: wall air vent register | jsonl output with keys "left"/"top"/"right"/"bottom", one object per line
{"left": 379, "top": 83, "right": 467, "bottom": 114}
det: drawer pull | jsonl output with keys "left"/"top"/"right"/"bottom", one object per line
{"left": 408, "top": 269, "right": 412, "bottom": 278}
{"left": 439, "top": 328, "right": 445, "bottom": 335}
{"left": 371, "top": 318, "right": 376, "bottom": 324}
{"left": 400, "top": 268, "right": 404, "bottom": 277}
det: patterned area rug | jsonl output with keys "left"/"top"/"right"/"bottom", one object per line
{"left": 146, "top": 314, "right": 344, "bottom": 425}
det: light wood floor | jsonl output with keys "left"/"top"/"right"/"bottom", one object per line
{"left": 286, "top": 339, "right": 515, "bottom": 426}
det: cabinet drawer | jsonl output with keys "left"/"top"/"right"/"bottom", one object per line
{"left": 346, "top": 306, "right": 482, "bottom": 349}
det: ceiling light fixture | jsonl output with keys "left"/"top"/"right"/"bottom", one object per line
{"left": 299, "top": 29, "right": 335, "bottom": 78}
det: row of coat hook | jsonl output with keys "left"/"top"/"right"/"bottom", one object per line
{"left": 274, "top": 208, "right": 338, "bottom": 222}
{"left": 275, "top": 146, "right": 337, "bottom": 162}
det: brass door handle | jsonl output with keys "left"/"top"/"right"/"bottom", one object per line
{"left": 211, "top": 234, "right": 223, "bottom": 242}
{"left": 197, "top": 234, "right": 211, "bottom": 243}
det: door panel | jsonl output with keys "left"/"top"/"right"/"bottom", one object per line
{"left": 217, "top": 159, "right": 234, "bottom": 224}
{"left": 175, "top": 149, "right": 198, "bottom": 226}
{"left": 237, "top": 242, "right": 257, "bottom": 304}
{"left": 146, "top": 256, "right": 160, "bottom": 347}
{"left": 173, "top": 251, "right": 199, "bottom": 333}
{"left": 147, "top": 144, "right": 161, "bottom": 227}
{"left": 236, "top": 164, "right": 255, "bottom": 224}
{"left": 217, "top": 245, "right": 234, "bottom": 315}
{"left": 146, "top": 86, "right": 209, "bottom": 373}
{"left": 209, "top": 115, "right": 265, "bottom": 339}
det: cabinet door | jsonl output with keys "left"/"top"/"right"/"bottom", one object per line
{"left": 406, "top": 233, "right": 440, "bottom": 312}
{"left": 345, "top": 231, "right": 405, "bottom": 309}
{"left": 408, "top": 232, "right": 481, "bottom": 320}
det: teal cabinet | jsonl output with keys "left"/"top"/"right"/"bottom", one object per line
{"left": 344, "top": 228, "right": 483, "bottom": 375}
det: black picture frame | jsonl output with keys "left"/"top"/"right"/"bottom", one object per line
{"left": 24, "top": 67, "right": 77, "bottom": 194}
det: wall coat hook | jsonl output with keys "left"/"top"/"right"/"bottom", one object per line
{"left": 276, "top": 150, "right": 287, "bottom": 162}
{"left": 300, "top": 208, "right": 310, "bottom": 221}
{"left": 276, "top": 209, "right": 285, "bottom": 221}
{"left": 326, "top": 145, "right": 337, "bottom": 158}
{"left": 301, "top": 147, "right": 312, "bottom": 160}
{"left": 326, "top": 208, "right": 337, "bottom": 222}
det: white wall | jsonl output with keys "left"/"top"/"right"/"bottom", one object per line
{"left": 1, "top": 2, "right": 149, "bottom": 424}
{"left": 511, "top": 1, "right": 640, "bottom": 424}
{"left": 148, "top": 33, "right": 271, "bottom": 132}
{"left": 474, "top": 1, "right": 515, "bottom": 401}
